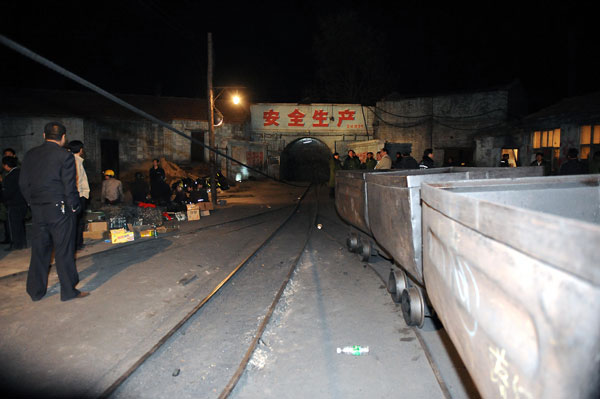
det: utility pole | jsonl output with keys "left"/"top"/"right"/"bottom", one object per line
{"left": 207, "top": 32, "right": 217, "bottom": 205}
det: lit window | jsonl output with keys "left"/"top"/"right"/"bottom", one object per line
{"left": 581, "top": 125, "right": 591, "bottom": 144}
{"left": 552, "top": 129, "right": 560, "bottom": 147}
{"left": 580, "top": 125, "right": 600, "bottom": 160}
{"left": 533, "top": 131, "right": 541, "bottom": 148}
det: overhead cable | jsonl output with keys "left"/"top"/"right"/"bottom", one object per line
{"left": 0, "top": 34, "right": 306, "bottom": 187}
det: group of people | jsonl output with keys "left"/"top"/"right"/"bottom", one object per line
{"left": 503, "top": 148, "right": 600, "bottom": 175}
{"left": 100, "top": 158, "right": 212, "bottom": 212}
{"left": 328, "top": 147, "right": 436, "bottom": 196}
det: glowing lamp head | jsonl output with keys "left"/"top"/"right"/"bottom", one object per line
{"left": 232, "top": 94, "right": 241, "bottom": 105}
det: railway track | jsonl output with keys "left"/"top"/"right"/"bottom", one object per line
{"left": 99, "top": 184, "right": 317, "bottom": 398}
{"left": 0, "top": 182, "right": 476, "bottom": 398}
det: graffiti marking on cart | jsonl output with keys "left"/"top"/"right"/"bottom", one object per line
{"left": 428, "top": 230, "right": 480, "bottom": 336}
{"left": 489, "top": 345, "right": 533, "bottom": 399}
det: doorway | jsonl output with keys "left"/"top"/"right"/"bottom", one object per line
{"left": 191, "top": 131, "right": 205, "bottom": 162}
{"left": 100, "top": 139, "right": 119, "bottom": 177}
{"left": 501, "top": 148, "right": 519, "bottom": 167}
{"left": 443, "top": 148, "right": 474, "bottom": 166}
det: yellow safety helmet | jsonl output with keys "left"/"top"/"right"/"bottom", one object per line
{"left": 104, "top": 169, "right": 115, "bottom": 176}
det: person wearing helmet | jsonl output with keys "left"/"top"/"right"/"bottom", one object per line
{"left": 101, "top": 169, "right": 123, "bottom": 205}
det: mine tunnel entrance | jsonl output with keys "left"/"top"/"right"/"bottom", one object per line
{"left": 280, "top": 138, "right": 332, "bottom": 182}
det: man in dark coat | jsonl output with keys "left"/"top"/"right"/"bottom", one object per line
{"left": 328, "top": 152, "right": 342, "bottom": 197}
{"left": 19, "top": 122, "right": 89, "bottom": 301}
{"left": 343, "top": 150, "right": 361, "bottom": 170}
{"left": 419, "top": 149, "right": 435, "bottom": 169}
{"left": 2, "top": 156, "right": 28, "bottom": 250}
{"left": 559, "top": 148, "right": 587, "bottom": 175}
{"left": 399, "top": 152, "right": 419, "bottom": 169}
{"left": 363, "top": 152, "right": 377, "bottom": 170}
{"left": 149, "top": 158, "right": 166, "bottom": 200}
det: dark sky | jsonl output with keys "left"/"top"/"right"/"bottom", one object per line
{"left": 1, "top": 1, "right": 599, "bottom": 112}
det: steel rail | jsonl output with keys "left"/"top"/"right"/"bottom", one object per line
{"left": 96, "top": 185, "right": 311, "bottom": 398}
{"left": 218, "top": 184, "right": 320, "bottom": 399}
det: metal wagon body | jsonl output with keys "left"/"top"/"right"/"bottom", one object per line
{"left": 420, "top": 175, "right": 600, "bottom": 399}
{"left": 365, "top": 167, "right": 543, "bottom": 285}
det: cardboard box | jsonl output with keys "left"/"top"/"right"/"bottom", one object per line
{"left": 87, "top": 221, "right": 108, "bottom": 232}
{"left": 198, "top": 202, "right": 214, "bottom": 211}
{"left": 186, "top": 204, "right": 200, "bottom": 221}
{"left": 140, "top": 229, "right": 155, "bottom": 238}
{"left": 83, "top": 230, "right": 106, "bottom": 240}
{"left": 110, "top": 228, "right": 135, "bottom": 244}
{"left": 200, "top": 210, "right": 210, "bottom": 217}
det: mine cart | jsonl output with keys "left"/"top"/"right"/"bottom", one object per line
{"left": 420, "top": 174, "right": 600, "bottom": 399}
{"left": 364, "top": 166, "right": 543, "bottom": 325}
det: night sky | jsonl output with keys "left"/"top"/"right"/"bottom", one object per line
{"left": 1, "top": 1, "right": 599, "bottom": 112}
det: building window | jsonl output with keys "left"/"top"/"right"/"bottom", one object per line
{"left": 532, "top": 129, "right": 560, "bottom": 150}
{"left": 532, "top": 129, "right": 560, "bottom": 172}
{"left": 580, "top": 125, "right": 600, "bottom": 159}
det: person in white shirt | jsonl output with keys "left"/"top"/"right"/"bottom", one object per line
{"left": 68, "top": 141, "right": 90, "bottom": 250}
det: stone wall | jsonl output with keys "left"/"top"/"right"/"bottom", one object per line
{"left": 374, "top": 90, "right": 510, "bottom": 165}
{"left": 0, "top": 116, "right": 84, "bottom": 159}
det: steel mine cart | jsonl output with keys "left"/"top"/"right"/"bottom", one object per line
{"left": 420, "top": 174, "right": 600, "bottom": 399}
{"left": 363, "top": 166, "right": 543, "bottom": 326}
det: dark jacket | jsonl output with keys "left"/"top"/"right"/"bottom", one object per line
{"left": 399, "top": 156, "right": 419, "bottom": 169}
{"left": 19, "top": 141, "right": 79, "bottom": 209}
{"left": 131, "top": 179, "right": 149, "bottom": 203}
{"left": 343, "top": 156, "right": 361, "bottom": 170}
{"left": 419, "top": 156, "right": 435, "bottom": 169}
{"left": 149, "top": 166, "right": 166, "bottom": 184}
{"left": 559, "top": 159, "right": 587, "bottom": 175}
{"left": 364, "top": 158, "right": 377, "bottom": 170}
{"left": 2, "top": 167, "right": 27, "bottom": 207}
{"left": 328, "top": 157, "right": 343, "bottom": 188}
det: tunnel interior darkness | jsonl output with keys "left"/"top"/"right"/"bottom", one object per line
{"left": 280, "top": 138, "right": 332, "bottom": 182}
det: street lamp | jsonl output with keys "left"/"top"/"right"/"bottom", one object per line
{"left": 207, "top": 33, "right": 245, "bottom": 205}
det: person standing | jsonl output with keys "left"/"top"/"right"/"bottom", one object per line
{"left": 328, "top": 152, "right": 342, "bottom": 198}
{"left": 2, "top": 156, "right": 27, "bottom": 250}
{"left": 419, "top": 149, "right": 435, "bottom": 169}
{"left": 400, "top": 152, "right": 419, "bottom": 169}
{"left": 101, "top": 169, "right": 124, "bottom": 205}
{"left": 499, "top": 153, "right": 510, "bottom": 167}
{"left": 19, "top": 121, "right": 89, "bottom": 301}
{"left": 364, "top": 152, "right": 377, "bottom": 170}
{"left": 530, "top": 152, "right": 550, "bottom": 175}
{"left": 1, "top": 148, "right": 18, "bottom": 245}
{"left": 68, "top": 141, "right": 90, "bottom": 250}
{"left": 149, "top": 158, "right": 166, "bottom": 200}
{"left": 392, "top": 152, "right": 402, "bottom": 169}
{"left": 375, "top": 148, "right": 392, "bottom": 170}
{"left": 343, "top": 150, "right": 361, "bottom": 170}
{"left": 559, "top": 148, "right": 587, "bottom": 175}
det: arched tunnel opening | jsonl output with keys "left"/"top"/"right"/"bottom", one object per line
{"left": 280, "top": 138, "right": 332, "bottom": 183}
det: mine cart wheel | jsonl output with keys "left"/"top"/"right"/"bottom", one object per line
{"left": 347, "top": 233, "right": 359, "bottom": 252}
{"left": 401, "top": 287, "right": 425, "bottom": 328}
{"left": 359, "top": 240, "right": 372, "bottom": 262}
{"left": 388, "top": 270, "right": 408, "bottom": 304}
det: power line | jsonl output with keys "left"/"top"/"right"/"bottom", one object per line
{"left": 0, "top": 34, "right": 305, "bottom": 187}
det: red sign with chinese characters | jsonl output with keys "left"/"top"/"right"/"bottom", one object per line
{"left": 251, "top": 104, "right": 366, "bottom": 132}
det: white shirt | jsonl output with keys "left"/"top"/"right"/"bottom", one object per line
{"left": 74, "top": 153, "right": 90, "bottom": 199}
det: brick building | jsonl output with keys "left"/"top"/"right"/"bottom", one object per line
{"left": 0, "top": 88, "right": 250, "bottom": 183}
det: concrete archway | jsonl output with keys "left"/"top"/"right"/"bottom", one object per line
{"left": 280, "top": 137, "right": 332, "bottom": 182}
